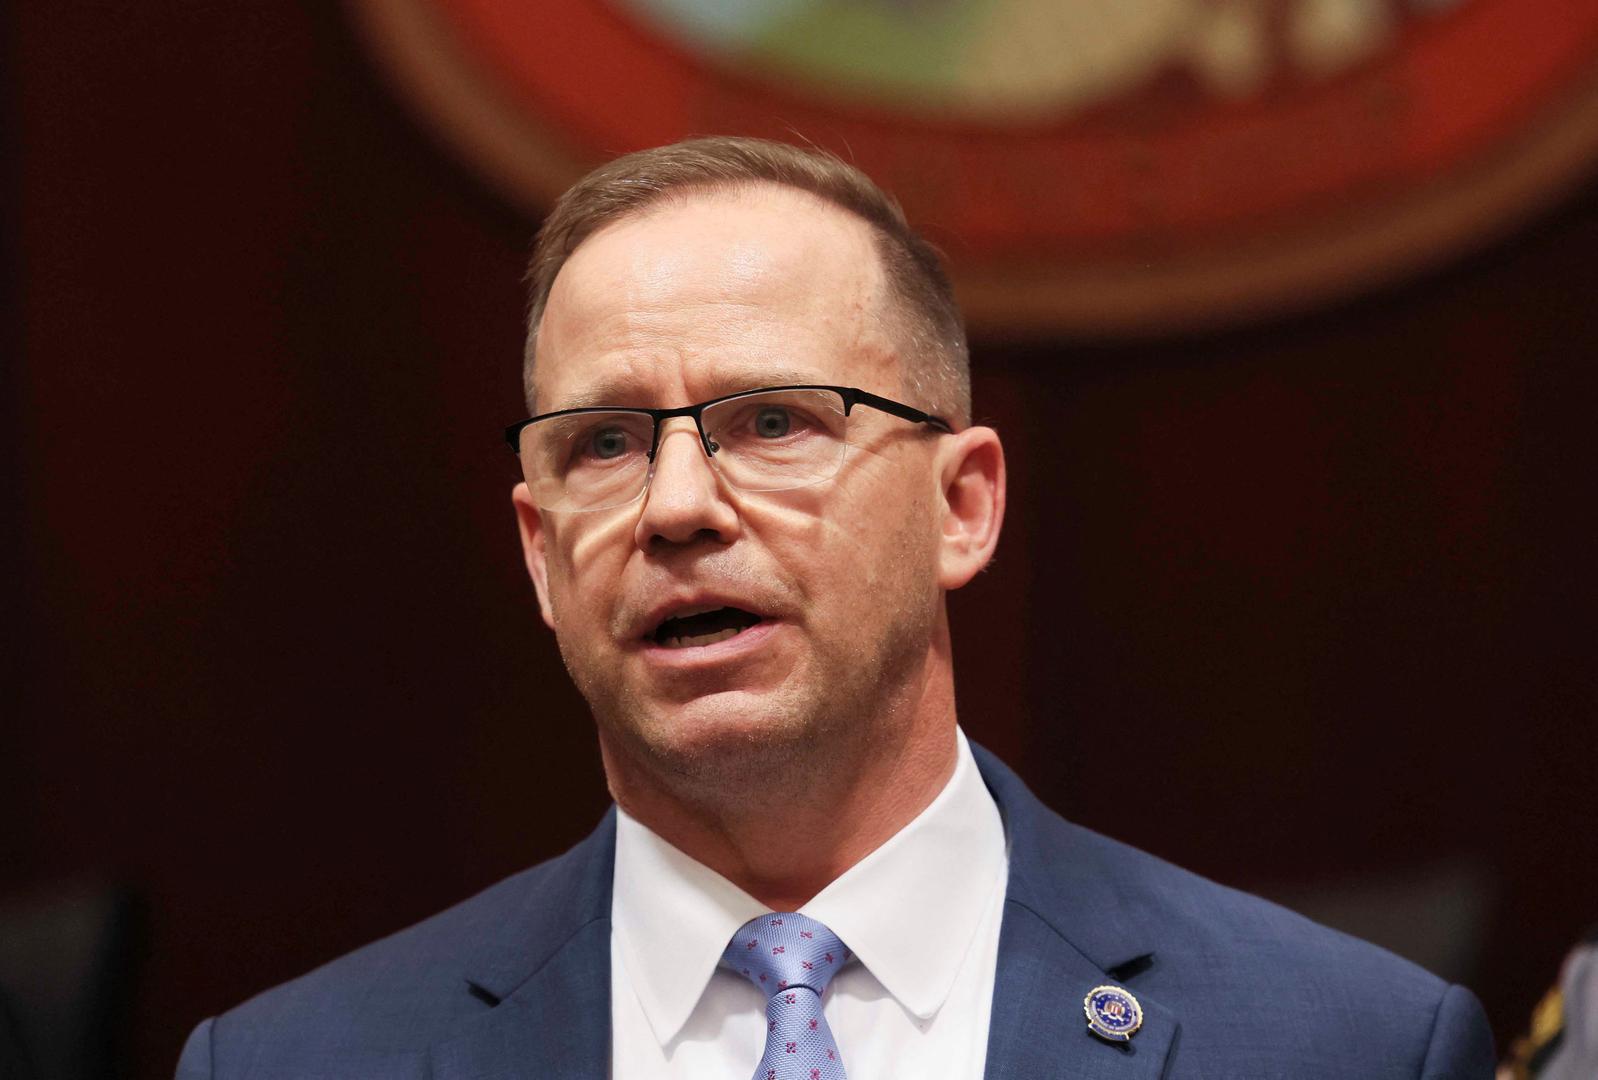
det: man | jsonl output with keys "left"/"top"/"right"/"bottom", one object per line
{"left": 178, "top": 137, "right": 1495, "bottom": 1078}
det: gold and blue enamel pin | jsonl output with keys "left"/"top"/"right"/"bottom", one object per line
{"left": 1084, "top": 984, "right": 1144, "bottom": 1043}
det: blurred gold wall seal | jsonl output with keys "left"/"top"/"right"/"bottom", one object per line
{"left": 348, "top": 0, "right": 1598, "bottom": 336}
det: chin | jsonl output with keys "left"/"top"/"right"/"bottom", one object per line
{"left": 604, "top": 686, "right": 838, "bottom": 788}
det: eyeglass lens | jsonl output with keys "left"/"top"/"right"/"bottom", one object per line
{"left": 517, "top": 388, "right": 851, "bottom": 512}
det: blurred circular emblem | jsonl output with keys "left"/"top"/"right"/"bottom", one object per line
{"left": 1084, "top": 984, "right": 1145, "bottom": 1042}
{"left": 348, "top": 0, "right": 1598, "bottom": 335}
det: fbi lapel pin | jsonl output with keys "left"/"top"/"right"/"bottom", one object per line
{"left": 1084, "top": 984, "right": 1144, "bottom": 1043}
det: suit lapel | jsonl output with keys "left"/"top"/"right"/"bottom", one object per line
{"left": 428, "top": 916, "right": 610, "bottom": 1080}
{"left": 973, "top": 745, "right": 1180, "bottom": 1080}
{"left": 430, "top": 812, "right": 617, "bottom": 1080}
{"left": 984, "top": 900, "right": 1177, "bottom": 1080}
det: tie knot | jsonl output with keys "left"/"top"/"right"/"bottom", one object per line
{"left": 722, "top": 913, "right": 849, "bottom": 998}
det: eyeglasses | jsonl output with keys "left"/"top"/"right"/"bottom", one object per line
{"left": 505, "top": 384, "right": 954, "bottom": 512}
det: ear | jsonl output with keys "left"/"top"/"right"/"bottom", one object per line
{"left": 512, "top": 482, "right": 558, "bottom": 630}
{"left": 933, "top": 425, "right": 1006, "bottom": 591}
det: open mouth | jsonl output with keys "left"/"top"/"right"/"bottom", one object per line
{"left": 650, "top": 606, "right": 764, "bottom": 649}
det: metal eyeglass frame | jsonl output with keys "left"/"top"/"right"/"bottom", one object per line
{"left": 503, "top": 384, "right": 954, "bottom": 466}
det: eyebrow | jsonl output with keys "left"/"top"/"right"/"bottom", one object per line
{"left": 554, "top": 367, "right": 824, "bottom": 411}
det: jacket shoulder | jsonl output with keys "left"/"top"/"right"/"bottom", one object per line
{"left": 1069, "top": 827, "right": 1491, "bottom": 1076}
{"left": 974, "top": 745, "right": 1494, "bottom": 1077}
{"left": 194, "top": 813, "right": 614, "bottom": 1071}
{"left": 1056, "top": 818, "right": 1447, "bottom": 986}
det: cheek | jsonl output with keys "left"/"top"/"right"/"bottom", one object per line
{"left": 741, "top": 461, "right": 937, "bottom": 603}
{"left": 842, "top": 465, "right": 941, "bottom": 596}
{"left": 544, "top": 512, "right": 634, "bottom": 625}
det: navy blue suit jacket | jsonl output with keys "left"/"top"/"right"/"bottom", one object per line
{"left": 178, "top": 745, "right": 1495, "bottom": 1078}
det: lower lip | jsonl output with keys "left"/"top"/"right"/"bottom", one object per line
{"left": 638, "top": 619, "right": 782, "bottom": 669}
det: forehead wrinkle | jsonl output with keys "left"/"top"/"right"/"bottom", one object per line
{"left": 557, "top": 364, "right": 825, "bottom": 412}
{"left": 539, "top": 296, "right": 813, "bottom": 411}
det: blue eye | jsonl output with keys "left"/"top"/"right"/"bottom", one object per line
{"left": 753, "top": 407, "right": 791, "bottom": 438}
{"left": 590, "top": 428, "right": 629, "bottom": 459}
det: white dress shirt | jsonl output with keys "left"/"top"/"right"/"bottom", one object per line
{"left": 609, "top": 727, "right": 1009, "bottom": 1079}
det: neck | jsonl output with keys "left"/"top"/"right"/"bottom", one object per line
{"left": 601, "top": 637, "right": 960, "bottom": 910}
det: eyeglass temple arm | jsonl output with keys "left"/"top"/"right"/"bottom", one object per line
{"left": 843, "top": 388, "right": 956, "bottom": 434}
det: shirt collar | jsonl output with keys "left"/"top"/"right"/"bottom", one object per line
{"left": 802, "top": 728, "right": 1008, "bottom": 1020}
{"left": 611, "top": 728, "right": 1008, "bottom": 1044}
{"left": 612, "top": 806, "right": 766, "bottom": 1047}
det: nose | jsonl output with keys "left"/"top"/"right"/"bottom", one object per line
{"left": 633, "top": 419, "right": 741, "bottom": 551}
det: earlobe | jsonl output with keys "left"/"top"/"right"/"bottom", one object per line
{"left": 935, "top": 427, "right": 1006, "bottom": 591}
{"left": 512, "top": 484, "right": 558, "bottom": 630}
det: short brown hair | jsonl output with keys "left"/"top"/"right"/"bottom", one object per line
{"left": 522, "top": 136, "right": 970, "bottom": 424}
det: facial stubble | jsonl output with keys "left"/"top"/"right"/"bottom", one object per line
{"left": 556, "top": 505, "right": 942, "bottom": 815}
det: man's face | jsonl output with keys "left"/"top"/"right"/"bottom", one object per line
{"left": 514, "top": 186, "right": 949, "bottom": 794}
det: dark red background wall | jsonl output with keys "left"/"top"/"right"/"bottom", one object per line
{"left": 5, "top": 4, "right": 1595, "bottom": 1076}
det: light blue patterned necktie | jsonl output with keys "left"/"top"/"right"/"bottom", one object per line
{"left": 722, "top": 913, "right": 851, "bottom": 1080}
